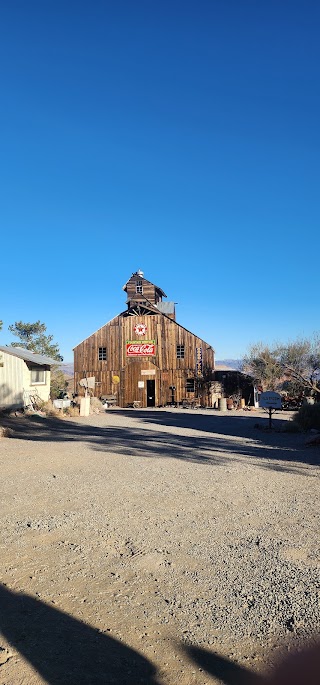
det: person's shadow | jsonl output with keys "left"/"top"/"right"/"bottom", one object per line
{"left": 0, "top": 583, "right": 160, "bottom": 684}
{"left": 183, "top": 645, "right": 264, "bottom": 684}
{"left": 183, "top": 642, "right": 320, "bottom": 685}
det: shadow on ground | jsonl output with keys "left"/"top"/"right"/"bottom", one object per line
{"left": 1, "top": 410, "right": 319, "bottom": 473}
{"left": 183, "top": 645, "right": 263, "bottom": 684}
{"left": 2, "top": 581, "right": 318, "bottom": 685}
{"left": 0, "top": 583, "right": 160, "bottom": 684}
{"left": 183, "top": 641, "right": 320, "bottom": 685}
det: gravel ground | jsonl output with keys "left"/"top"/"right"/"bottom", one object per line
{"left": 0, "top": 408, "right": 319, "bottom": 685}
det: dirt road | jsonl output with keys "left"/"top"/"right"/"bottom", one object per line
{"left": 0, "top": 408, "right": 319, "bottom": 684}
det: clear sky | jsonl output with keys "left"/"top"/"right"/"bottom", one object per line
{"left": 1, "top": 1, "right": 319, "bottom": 362}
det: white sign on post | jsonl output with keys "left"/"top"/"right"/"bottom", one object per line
{"left": 259, "top": 391, "right": 282, "bottom": 409}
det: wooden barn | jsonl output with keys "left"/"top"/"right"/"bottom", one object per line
{"left": 74, "top": 270, "right": 215, "bottom": 408}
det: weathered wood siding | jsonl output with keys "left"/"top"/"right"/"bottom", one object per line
{"left": 124, "top": 274, "right": 164, "bottom": 307}
{"left": 126, "top": 281, "right": 158, "bottom": 304}
{"left": 74, "top": 312, "right": 214, "bottom": 407}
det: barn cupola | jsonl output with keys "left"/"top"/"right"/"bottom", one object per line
{"left": 122, "top": 270, "right": 176, "bottom": 320}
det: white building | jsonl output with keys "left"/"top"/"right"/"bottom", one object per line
{"left": 0, "top": 346, "right": 57, "bottom": 410}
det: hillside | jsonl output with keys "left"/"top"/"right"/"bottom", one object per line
{"left": 215, "top": 359, "right": 242, "bottom": 370}
{"left": 60, "top": 362, "right": 74, "bottom": 377}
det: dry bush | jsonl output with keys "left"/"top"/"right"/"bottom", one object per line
{"left": 42, "top": 400, "right": 54, "bottom": 412}
{"left": 40, "top": 400, "right": 63, "bottom": 419}
{"left": 64, "top": 405, "right": 80, "bottom": 417}
{"left": 0, "top": 426, "right": 13, "bottom": 438}
{"left": 90, "top": 397, "right": 104, "bottom": 413}
{"left": 281, "top": 420, "right": 301, "bottom": 433}
{"left": 46, "top": 408, "right": 63, "bottom": 418}
{"left": 293, "top": 403, "right": 320, "bottom": 431}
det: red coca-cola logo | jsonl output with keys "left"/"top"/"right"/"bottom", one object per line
{"left": 126, "top": 341, "right": 155, "bottom": 356}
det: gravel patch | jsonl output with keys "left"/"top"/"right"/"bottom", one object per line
{"left": 0, "top": 408, "right": 319, "bottom": 684}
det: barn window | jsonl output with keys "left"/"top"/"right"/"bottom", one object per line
{"left": 30, "top": 367, "right": 46, "bottom": 384}
{"left": 98, "top": 347, "right": 107, "bottom": 361}
{"left": 186, "top": 379, "right": 195, "bottom": 393}
{"left": 136, "top": 280, "right": 143, "bottom": 294}
{"left": 176, "top": 344, "right": 185, "bottom": 359}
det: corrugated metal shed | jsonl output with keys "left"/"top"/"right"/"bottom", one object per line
{"left": 0, "top": 348, "right": 54, "bottom": 409}
{"left": 0, "top": 346, "right": 58, "bottom": 366}
{"left": 0, "top": 352, "right": 24, "bottom": 408}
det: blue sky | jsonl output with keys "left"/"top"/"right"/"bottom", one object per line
{"left": 1, "top": 1, "right": 319, "bottom": 362}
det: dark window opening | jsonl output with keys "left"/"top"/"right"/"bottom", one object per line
{"left": 186, "top": 379, "right": 195, "bottom": 393}
{"left": 98, "top": 347, "right": 107, "bottom": 361}
{"left": 177, "top": 345, "right": 184, "bottom": 359}
{"left": 177, "top": 344, "right": 185, "bottom": 359}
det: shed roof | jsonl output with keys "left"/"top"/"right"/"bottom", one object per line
{"left": 156, "top": 301, "right": 175, "bottom": 315}
{"left": 0, "top": 346, "right": 58, "bottom": 366}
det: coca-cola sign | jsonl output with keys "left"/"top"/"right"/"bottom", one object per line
{"left": 126, "top": 340, "right": 156, "bottom": 356}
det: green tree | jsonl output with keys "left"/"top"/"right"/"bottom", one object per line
{"left": 50, "top": 367, "right": 68, "bottom": 400}
{"left": 9, "top": 320, "right": 63, "bottom": 361}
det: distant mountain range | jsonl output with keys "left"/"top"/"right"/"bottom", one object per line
{"left": 60, "top": 362, "right": 74, "bottom": 376}
{"left": 216, "top": 359, "right": 242, "bottom": 370}
{"left": 60, "top": 359, "right": 242, "bottom": 376}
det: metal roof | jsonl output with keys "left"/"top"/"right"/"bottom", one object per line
{"left": 0, "top": 346, "right": 58, "bottom": 366}
{"left": 156, "top": 301, "right": 175, "bottom": 314}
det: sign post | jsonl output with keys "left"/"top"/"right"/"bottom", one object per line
{"left": 259, "top": 391, "right": 282, "bottom": 428}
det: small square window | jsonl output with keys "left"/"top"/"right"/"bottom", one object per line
{"left": 31, "top": 368, "right": 45, "bottom": 384}
{"left": 177, "top": 345, "right": 185, "bottom": 359}
{"left": 98, "top": 347, "right": 107, "bottom": 361}
{"left": 136, "top": 280, "right": 143, "bottom": 294}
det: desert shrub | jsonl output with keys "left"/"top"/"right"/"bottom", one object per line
{"left": 292, "top": 403, "right": 320, "bottom": 431}
{"left": 42, "top": 400, "right": 54, "bottom": 412}
{"left": 40, "top": 400, "right": 63, "bottom": 419}
{"left": 46, "top": 408, "right": 63, "bottom": 418}
{"left": 64, "top": 405, "right": 80, "bottom": 417}
{"left": 90, "top": 397, "right": 103, "bottom": 413}
{"left": 0, "top": 426, "right": 13, "bottom": 438}
{"left": 281, "top": 420, "right": 301, "bottom": 433}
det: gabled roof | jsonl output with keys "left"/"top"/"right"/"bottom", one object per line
{"left": 122, "top": 272, "right": 167, "bottom": 298}
{"left": 0, "top": 346, "right": 58, "bottom": 366}
{"left": 73, "top": 308, "right": 215, "bottom": 353}
{"left": 123, "top": 303, "right": 160, "bottom": 317}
